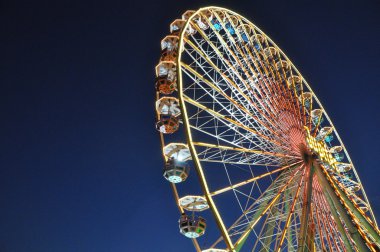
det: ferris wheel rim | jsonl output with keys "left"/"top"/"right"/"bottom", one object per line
{"left": 156, "top": 6, "right": 379, "bottom": 251}
{"left": 177, "top": 6, "right": 377, "bottom": 230}
{"left": 176, "top": 8, "right": 236, "bottom": 251}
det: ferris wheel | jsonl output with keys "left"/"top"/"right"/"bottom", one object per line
{"left": 154, "top": 6, "right": 380, "bottom": 252}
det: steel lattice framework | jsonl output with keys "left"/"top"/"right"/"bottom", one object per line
{"left": 154, "top": 6, "right": 380, "bottom": 252}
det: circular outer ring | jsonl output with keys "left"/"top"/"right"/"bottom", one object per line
{"left": 172, "top": 6, "right": 378, "bottom": 251}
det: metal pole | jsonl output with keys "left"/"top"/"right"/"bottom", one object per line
{"left": 322, "top": 186, "right": 355, "bottom": 252}
{"left": 322, "top": 167, "right": 380, "bottom": 244}
{"left": 297, "top": 163, "right": 314, "bottom": 252}
{"left": 313, "top": 160, "right": 370, "bottom": 251}
{"left": 285, "top": 189, "right": 294, "bottom": 251}
{"left": 261, "top": 207, "right": 277, "bottom": 251}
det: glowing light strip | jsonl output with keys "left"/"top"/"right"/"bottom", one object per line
{"left": 305, "top": 127, "right": 337, "bottom": 170}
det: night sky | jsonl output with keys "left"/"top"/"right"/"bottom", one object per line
{"left": 1, "top": 0, "right": 379, "bottom": 251}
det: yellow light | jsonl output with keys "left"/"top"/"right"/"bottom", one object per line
{"left": 304, "top": 127, "right": 337, "bottom": 171}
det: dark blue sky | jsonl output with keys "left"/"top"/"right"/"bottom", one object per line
{"left": 1, "top": 0, "right": 379, "bottom": 251}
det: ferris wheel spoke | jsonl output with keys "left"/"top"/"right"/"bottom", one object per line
{"left": 261, "top": 52, "right": 305, "bottom": 126}
{"left": 198, "top": 159, "right": 282, "bottom": 167}
{"left": 195, "top": 145, "right": 284, "bottom": 165}
{"left": 183, "top": 77, "right": 279, "bottom": 146}
{"left": 182, "top": 80, "right": 272, "bottom": 140}
{"left": 188, "top": 19, "right": 280, "bottom": 121}
{"left": 188, "top": 124, "right": 274, "bottom": 157}
{"left": 207, "top": 12, "right": 283, "bottom": 117}
{"left": 212, "top": 11, "right": 296, "bottom": 123}
{"left": 208, "top": 161, "right": 303, "bottom": 197}
{"left": 313, "top": 198, "right": 328, "bottom": 251}
{"left": 315, "top": 163, "right": 380, "bottom": 250}
{"left": 187, "top": 117, "right": 277, "bottom": 155}
{"left": 252, "top": 179, "right": 302, "bottom": 249}
{"left": 241, "top": 37, "right": 302, "bottom": 124}
{"left": 320, "top": 165, "right": 380, "bottom": 239}
{"left": 316, "top": 202, "right": 338, "bottom": 250}
{"left": 274, "top": 167, "right": 305, "bottom": 251}
{"left": 246, "top": 173, "right": 302, "bottom": 252}
{"left": 183, "top": 95, "right": 288, "bottom": 150}
{"left": 311, "top": 187, "right": 326, "bottom": 251}
{"left": 210, "top": 12, "right": 260, "bottom": 76}
{"left": 193, "top": 142, "right": 297, "bottom": 159}
{"left": 315, "top": 183, "right": 350, "bottom": 251}
{"left": 237, "top": 41, "right": 305, "bottom": 141}
{"left": 239, "top": 46, "right": 291, "bottom": 123}
{"left": 181, "top": 62, "right": 285, "bottom": 141}
{"left": 210, "top": 165, "right": 302, "bottom": 248}
{"left": 185, "top": 105, "right": 276, "bottom": 152}
{"left": 287, "top": 189, "right": 302, "bottom": 251}
{"left": 181, "top": 80, "right": 294, "bottom": 153}
{"left": 288, "top": 83, "right": 303, "bottom": 131}
{"left": 232, "top": 37, "right": 282, "bottom": 110}
{"left": 187, "top": 123, "right": 285, "bottom": 165}
{"left": 180, "top": 64, "right": 270, "bottom": 133}
{"left": 183, "top": 36, "right": 279, "bottom": 130}
{"left": 275, "top": 70, "right": 305, "bottom": 124}
{"left": 231, "top": 165, "right": 305, "bottom": 249}
{"left": 252, "top": 53, "right": 296, "bottom": 118}
{"left": 263, "top": 177, "right": 303, "bottom": 251}
{"left": 314, "top": 186, "right": 346, "bottom": 251}
{"left": 313, "top": 196, "right": 336, "bottom": 251}
{"left": 251, "top": 208, "right": 274, "bottom": 252}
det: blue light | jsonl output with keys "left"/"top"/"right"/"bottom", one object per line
{"left": 225, "top": 22, "right": 235, "bottom": 34}
{"left": 325, "top": 135, "right": 334, "bottom": 143}
{"left": 211, "top": 19, "right": 222, "bottom": 31}
{"left": 242, "top": 33, "right": 249, "bottom": 42}
{"left": 334, "top": 152, "right": 344, "bottom": 162}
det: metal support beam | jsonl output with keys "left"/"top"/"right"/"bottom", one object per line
{"left": 235, "top": 166, "right": 303, "bottom": 251}
{"left": 285, "top": 189, "right": 294, "bottom": 252}
{"left": 322, "top": 185, "right": 355, "bottom": 252}
{"left": 260, "top": 207, "right": 277, "bottom": 252}
{"left": 313, "top": 160, "right": 370, "bottom": 251}
{"left": 297, "top": 163, "right": 314, "bottom": 252}
{"left": 324, "top": 169, "right": 380, "bottom": 244}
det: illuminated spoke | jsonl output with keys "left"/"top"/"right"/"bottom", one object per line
{"left": 209, "top": 161, "right": 303, "bottom": 196}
